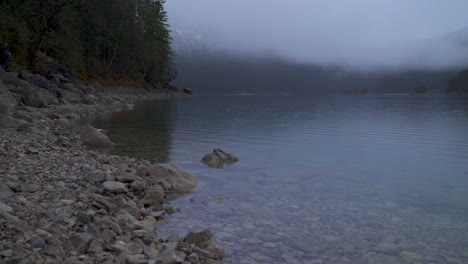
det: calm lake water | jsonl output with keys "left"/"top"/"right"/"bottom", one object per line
{"left": 93, "top": 95, "right": 468, "bottom": 264}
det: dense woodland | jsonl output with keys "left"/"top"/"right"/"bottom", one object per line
{"left": 0, "top": 0, "right": 174, "bottom": 84}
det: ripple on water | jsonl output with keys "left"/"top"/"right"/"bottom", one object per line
{"left": 93, "top": 95, "right": 468, "bottom": 263}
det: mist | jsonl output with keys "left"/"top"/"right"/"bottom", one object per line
{"left": 165, "top": 0, "right": 468, "bottom": 71}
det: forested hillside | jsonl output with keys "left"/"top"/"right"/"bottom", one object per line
{"left": 0, "top": 0, "right": 174, "bottom": 84}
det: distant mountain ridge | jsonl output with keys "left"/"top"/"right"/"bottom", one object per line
{"left": 170, "top": 25, "right": 468, "bottom": 94}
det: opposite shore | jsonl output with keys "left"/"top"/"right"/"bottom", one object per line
{"left": 0, "top": 67, "right": 225, "bottom": 264}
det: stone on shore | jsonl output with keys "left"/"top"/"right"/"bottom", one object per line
{"left": 0, "top": 201, "right": 13, "bottom": 212}
{"left": 30, "top": 236, "right": 46, "bottom": 249}
{"left": 102, "top": 181, "right": 127, "bottom": 193}
{"left": 201, "top": 148, "right": 239, "bottom": 168}
{"left": 156, "top": 249, "right": 186, "bottom": 263}
{"left": 19, "top": 72, "right": 58, "bottom": 91}
{"left": 70, "top": 232, "right": 94, "bottom": 253}
{"left": 148, "top": 163, "right": 198, "bottom": 200}
{"left": 0, "top": 115, "right": 31, "bottom": 130}
{"left": 57, "top": 88, "right": 81, "bottom": 103}
{"left": 0, "top": 83, "right": 222, "bottom": 264}
{"left": 0, "top": 81, "right": 17, "bottom": 114}
{"left": 80, "top": 125, "right": 115, "bottom": 148}
{"left": 0, "top": 183, "right": 15, "bottom": 199}
{"left": 142, "top": 185, "right": 165, "bottom": 209}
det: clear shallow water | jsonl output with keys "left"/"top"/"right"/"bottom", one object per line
{"left": 93, "top": 95, "right": 468, "bottom": 264}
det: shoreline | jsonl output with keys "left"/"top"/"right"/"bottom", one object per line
{"left": 0, "top": 72, "right": 224, "bottom": 263}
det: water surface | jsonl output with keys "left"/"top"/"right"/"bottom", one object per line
{"left": 93, "top": 95, "right": 468, "bottom": 264}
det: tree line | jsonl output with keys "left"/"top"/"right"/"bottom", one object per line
{"left": 0, "top": 0, "right": 174, "bottom": 84}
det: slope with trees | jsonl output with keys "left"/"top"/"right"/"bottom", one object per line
{"left": 0, "top": 0, "right": 174, "bottom": 84}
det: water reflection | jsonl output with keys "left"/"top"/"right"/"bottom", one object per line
{"left": 93, "top": 99, "right": 179, "bottom": 163}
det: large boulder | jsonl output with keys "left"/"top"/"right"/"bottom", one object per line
{"left": 0, "top": 41, "right": 12, "bottom": 71}
{"left": 1, "top": 71, "right": 58, "bottom": 107}
{"left": 80, "top": 125, "right": 115, "bottom": 148}
{"left": 50, "top": 74, "right": 69, "bottom": 86}
{"left": 148, "top": 164, "right": 198, "bottom": 200}
{"left": 60, "top": 82, "right": 83, "bottom": 94}
{"left": 0, "top": 71, "right": 27, "bottom": 87}
{"left": 22, "top": 86, "right": 58, "bottom": 107}
{"left": 57, "top": 88, "right": 81, "bottom": 103}
{"left": 0, "top": 115, "right": 31, "bottom": 130}
{"left": 18, "top": 72, "right": 58, "bottom": 91}
{"left": 34, "top": 52, "right": 76, "bottom": 80}
{"left": 201, "top": 149, "right": 239, "bottom": 168}
{"left": 0, "top": 82, "right": 17, "bottom": 114}
{"left": 142, "top": 185, "right": 165, "bottom": 209}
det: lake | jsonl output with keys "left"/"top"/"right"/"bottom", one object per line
{"left": 93, "top": 95, "right": 468, "bottom": 264}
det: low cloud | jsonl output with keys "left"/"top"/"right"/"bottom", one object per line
{"left": 165, "top": 0, "right": 468, "bottom": 70}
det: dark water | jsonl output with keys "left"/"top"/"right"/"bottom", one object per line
{"left": 93, "top": 95, "right": 468, "bottom": 264}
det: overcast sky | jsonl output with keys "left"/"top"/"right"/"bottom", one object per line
{"left": 165, "top": 0, "right": 468, "bottom": 70}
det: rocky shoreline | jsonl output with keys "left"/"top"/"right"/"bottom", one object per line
{"left": 0, "top": 68, "right": 224, "bottom": 263}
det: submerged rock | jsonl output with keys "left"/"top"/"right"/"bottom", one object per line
{"left": 183, "top": 229, "right": 215, "bottom": 245}
{"left": 399, "top": 251, "right": 424, "bottom": 262}
{"left": 80, "top": 125, "right": 115, "bottom": 148}
{"left": 374, "top": 240, "right": 400, "bottom": 254}
{"left": 201, "top": 148, "right": 239, "bottom": 168}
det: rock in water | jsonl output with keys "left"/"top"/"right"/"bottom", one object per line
{"left": 148, "top": 164, "right": 198, "bottom": 200}
{"left": 201, "top": 148, "right": 239, "bottom": 168}
{"left": 183, "top": 229, "right": 215, "bottom": 245}
{"left": 80, "top": 125, "right": 115, "bottom": 148}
